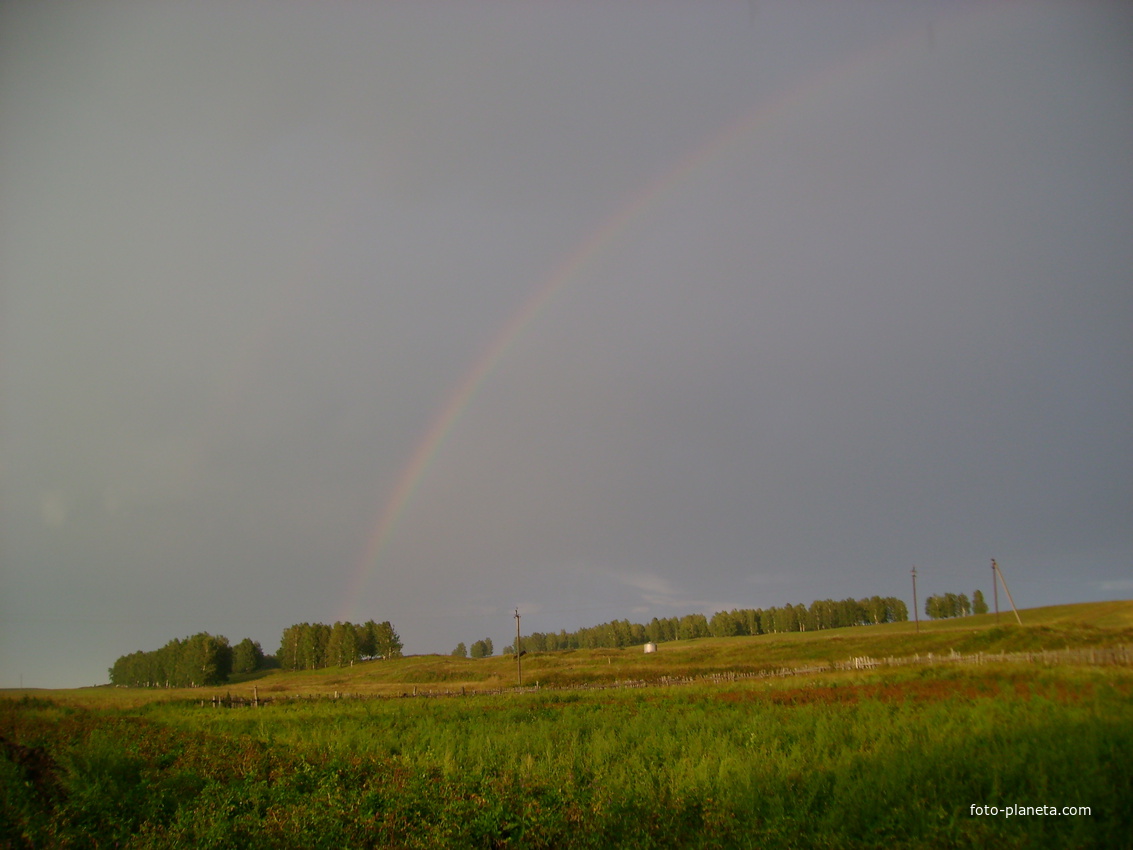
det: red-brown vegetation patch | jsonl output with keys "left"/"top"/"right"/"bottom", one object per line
{"left": 713, "top": 675, "right": 1077, "bottom": 707}
{"left": 988, "top": 673, "right": 1095, "bottom": 704}
{"left": 1050, "top": 679, "right": 1092, "bottom": 703}
{"left": 771, "top": 686, "right": 861, "bottom": 706}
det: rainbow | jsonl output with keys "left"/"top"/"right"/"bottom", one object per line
{"left": 339, "top": 6, "right": 1000, "bottom": 622}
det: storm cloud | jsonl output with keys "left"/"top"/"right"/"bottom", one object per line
{"left": 2, "top": 1, "right": 1130, "bottom": 687}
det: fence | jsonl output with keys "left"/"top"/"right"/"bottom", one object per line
{"left": 839, "top": 644, "right": 1133, "bottom": 672}
{"left": 200, "top": 644, "right": 1133, "bottom": 707}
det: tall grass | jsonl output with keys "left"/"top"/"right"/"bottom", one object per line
{"left": 5, "top": 667, "right": 1130, "bottom": 847}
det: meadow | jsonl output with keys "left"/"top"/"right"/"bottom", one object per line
{"left": 3, "top": 602, "right": 1132, "bottom": 848}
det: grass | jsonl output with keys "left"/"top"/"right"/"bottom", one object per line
{"left": 4, "top": 666, "right": 1131, "bottom": 847}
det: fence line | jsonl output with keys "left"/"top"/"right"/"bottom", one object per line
{"left": 201, "top": 643, "right": 1133, "bottom": 707}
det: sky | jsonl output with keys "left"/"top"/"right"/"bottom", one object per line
{"left": 2, "top": 1, "right": 1131, "bottom": 688}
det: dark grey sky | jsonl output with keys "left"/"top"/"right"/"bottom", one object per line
{"left": 3, "top": 1, "right": 1131, "bottom": 687}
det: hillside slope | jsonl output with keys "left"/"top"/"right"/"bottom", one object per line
{"left": 19, "top": 600, "right": 1133, "bottom": 706}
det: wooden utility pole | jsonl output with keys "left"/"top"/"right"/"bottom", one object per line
{"left": 992, "top": 559, "right": 1023, "bottom": 625}
{"left": 911, "top": 566, "right": 920, "bottom": 633}
{"left": 514, "top": 609, "right": 522, "bottom": 686}
{"left": 992, "top": 559, "right": 1000, "bottom": 623}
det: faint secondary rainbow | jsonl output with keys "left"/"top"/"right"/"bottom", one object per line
{"left": 340, "top": 6, "right": 996, "bottom": 622}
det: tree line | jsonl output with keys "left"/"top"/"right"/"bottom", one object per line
{"left": 492, "top": 596, "right": 910, "bottom": 655}
{"left": 708, "top": 595, "right": 909, "bottom": 637}
{"left": 111, "top": 589, "right": 981, "bottom": 685}
{"left": 109, "top": 634, "right": 265, "bottom": 688}
{"left": 925, "top": 590, "right": 988, "bottom": 620}
{"left": 276, "top": 620, "right": 402, "bottom": 670}
{"left": 110, "top": 619, "right": 403, "bottom": 687}
{"left": 450, "top": 638, "right": 495, "bottom": 658}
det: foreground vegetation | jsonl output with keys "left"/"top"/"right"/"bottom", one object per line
{"left": 4, "top": 665, "right": 1130, "bottom": 848}
{"left": 4, "top": 602, "right": 1131, "bottom": 847}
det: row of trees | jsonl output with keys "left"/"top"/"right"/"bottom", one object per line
{"left": 710, "top": 596, "right": 909, "bottom": 637}
{"left": 496, "top": 614, "right": 711, "bottom": 655}
{"left": 276, "top": 620, "right": 402, "bottom": 671}
{"left": 925, "top": 590, "right": 988, "bottom": 619}
{"left": 451, "top": 638, "right": 495, "bottom": 658}
{"left": 492, "top": 597, "right": 910, "bottom": 656}
{"left": 110, "top": 619, "right": 403, "bottom": 685}
{"left": 109, "top": 634, "right": 265, "bottom": 688}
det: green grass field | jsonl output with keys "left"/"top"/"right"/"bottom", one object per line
{"left": 3, "top": 601, "right": 1132, "bottom": 847}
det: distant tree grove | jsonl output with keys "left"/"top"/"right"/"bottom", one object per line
{"left": 469, "top": 638, "right": 494, "bottom": 658}
{"left": 925, "top": 591, "right": 988, "bottom": 620}
{"left": 501, "top": 596, "right": 909, "bottom": 655}
{"left": 276, "top": 620, "right": 402, "bottom": 671}
{"left": 972, "top": 589, "right": 989, "bottom": 615}
{"left": 109, "top": 620, "right": 402, "bottom": 686}
{"left": 109, "top": 633, "right": 251, "bottom": 688}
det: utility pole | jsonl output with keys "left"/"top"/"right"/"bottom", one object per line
{"left": 514, "top": 609, "right": 522, "bottom": 686}
{"left": 992, "top": 559, "right": 1000, "bottom": 623}
{"left": 911, "top": 566, "right": 920, "bottom": 633}
{"left": 992, "top": 559, "right": 1023, "bottom": 625}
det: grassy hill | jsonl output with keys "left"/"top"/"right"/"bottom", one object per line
{"left": 40, "top": 599, "right": 1131, "bottom": 706}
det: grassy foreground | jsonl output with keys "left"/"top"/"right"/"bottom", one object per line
{"left": 2, "top": 602, "right": 1132, "bottom": 847}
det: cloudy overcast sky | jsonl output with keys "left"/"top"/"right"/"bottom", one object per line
{"left": 2, "top": 1, "right": 1131, "bottom": 688}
